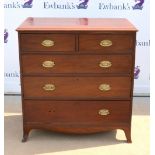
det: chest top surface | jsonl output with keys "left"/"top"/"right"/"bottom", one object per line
{"left": 16, "top": 17, "right": 137, "bottom": 32}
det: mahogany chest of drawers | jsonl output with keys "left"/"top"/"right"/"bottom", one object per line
{"left": 17, "top": 18, "right": 137, "bottom": 143}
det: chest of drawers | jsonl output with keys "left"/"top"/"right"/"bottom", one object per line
{"left": 17, "top": 18, "right": 137, "bottom": 143}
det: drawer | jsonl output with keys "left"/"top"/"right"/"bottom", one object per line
{"left": 79, "top": 34, "right": 133, "bottom": 53}
{"left": 20, "top": 34, "right": 75, "bottom": 52}
{"left": 22, "top": 54, "right": 132, "bottom": 74}
{"left": 23, "top": 77, "right": 131, "bottom": 99}
{"left": 24, "top": 100, "right": 130, "bottom": 124}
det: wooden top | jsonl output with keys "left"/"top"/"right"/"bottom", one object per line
{"left": 16, "top": 17, "right": 137, "bottom": 32}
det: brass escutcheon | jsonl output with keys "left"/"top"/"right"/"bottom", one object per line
{"left": 99, "top": 84, "right": 111, "bottom": 91}
{"left": 99, "top": 61, "right": 112, "bottom": 68}
{"left": 43, "top": 84, "right": 55, "bottom": 91}
{"left": 98, "top": 109, "right": 110, "bottom": 116}
{"left": 42, "top": 61, "right": 55, "bottom": 68}
{"left": 100, "top": 40, "right": 112, "bottom": 47}
{"left": 41, "top": 40, "right": 54, "bottom": 47}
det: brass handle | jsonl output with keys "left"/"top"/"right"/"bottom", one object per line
{"left": 100, "top": 40, "right": 112, "bottom": 47}
{"left": 43, "top": 84, "right": 55, "bottom": 91}
{"left": 99, "top": 61, "right": 112, "bottom": 68}
{"left": 41, "top": 40, "right": 54, "bottom": 47}
{"left": 42, "top": 61, "right": 55, "bottom": 68}
{"left": 98, "top": 109, "right": 110, "bottom": 116}
{"left": 99, "top": 84, "right": 111, "bottom": 91}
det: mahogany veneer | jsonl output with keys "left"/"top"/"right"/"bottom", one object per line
{"left": 23, "top": 76, "right": 131, "bottom": 99}
{"left": 17, "top": 18, "right": 137, "bottom": 143}
{"left": 20, "top": 34, "right": 75, "bottom": 52}
{"left": 21, "top": 54, "right": 132, "bottom": 74}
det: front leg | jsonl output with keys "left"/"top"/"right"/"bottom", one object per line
{"left": 22, "top": 127, "right": 31, "bottom": 142}
{"left": 123, "top": 128, "right": 132, "bottom": 143}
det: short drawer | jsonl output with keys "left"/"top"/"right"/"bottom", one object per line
{"left": 23, "top": 76, "right": 131, "bottom": 99}
{"left": 20, "top": 34, "right": 75, "bottom": 52}
{"left": 24, "top": 100, "right": 130, "bottom": 124}
{"left": 79, "top": 34, "right": 134, "bottom": 53}
{"left": 22, "top": 54, "right": 132, "bottom": 74}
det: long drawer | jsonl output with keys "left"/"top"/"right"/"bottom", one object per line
{"left": 23, "top": 76, "right": 131, "bottom": 99}
{"left": 24, "top": 100, "right": 130, "bottom": 124}
{"left": 22, "top": 54, "right": 132, "bottom": 74}
{"left": 79, "top": 34, "right": 133, "bottom": 53}
{"left": 20, "top": 34, "right": 75, "bottom": 52}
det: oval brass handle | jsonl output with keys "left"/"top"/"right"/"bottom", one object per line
{"left": 42, "top": 61, "right": 55, "bottom": 68}
{"left": 99, "top": 84, "right": 111, "bottom": 91}
{"left": 99, "top": 61, "right": 112, "bottom": 68}
{"left": 43, "top": 84, "right": 55, "bottom": 91}
{"left": 98, "top": 109, "right": 110, "bottom": 116}
{"left": 100, "top": 40, "right": 112, "bottom": 47}
{"left": 41, "top": 40, "right": 54, "bottom": 47}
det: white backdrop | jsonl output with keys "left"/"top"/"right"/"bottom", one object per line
{"left": 4, "top": 0, "right": 150, "bottom": 95}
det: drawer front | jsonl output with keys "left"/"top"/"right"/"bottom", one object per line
{"left": 79, "top": 34, "right": 133, "bottom": 52}
{"left": 24, "top": 100, "right": 130, "bottom": 124}
{"left": 20, "top": 34, "right": 75, "bottom": 52}
{"left": 23, "top": 77, "right": 131, "bottom": 99}
{"left": 22, "top": 54, "right": 132, "bottom": 74}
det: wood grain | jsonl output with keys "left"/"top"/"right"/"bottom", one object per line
{"left": 24, "top": 100, "right": 130, "bottom": 123}
{"left": 23, "top": 76, "right": 131, "bottom": 99}
{"left": 79, "top": 34, "right": 133, "bottom": 52}
{"left": 20, "top": 34, "right": 75, "bottom": 52}
{"left": 21, "top": 54, "right": 132, "bottom": 74}
{"left": 16, "top": 18, "right": 137, "bottom": 31}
